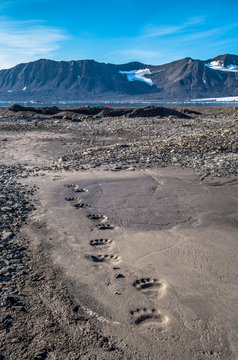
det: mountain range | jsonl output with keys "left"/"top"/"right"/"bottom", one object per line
{"left": 0, "top": 54, "right": 237, "bottom": 101}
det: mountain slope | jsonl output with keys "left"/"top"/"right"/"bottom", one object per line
{"left": 0, "top": 54, "right": 237, "bottom": 100}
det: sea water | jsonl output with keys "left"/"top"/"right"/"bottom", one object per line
{"left": 0, "top": 100, "right": 238, "bottom": 107}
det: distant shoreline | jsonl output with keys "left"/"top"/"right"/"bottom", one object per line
{"left": 0, "top": 100, "right": 238, "bottom": 108}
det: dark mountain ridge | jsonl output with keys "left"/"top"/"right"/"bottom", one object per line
{"left": 0, "top": 54, "right": 237, "bottom": 101}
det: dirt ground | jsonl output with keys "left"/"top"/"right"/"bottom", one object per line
{"left": 0, "top": 107, "right": 237, "bottom": 359}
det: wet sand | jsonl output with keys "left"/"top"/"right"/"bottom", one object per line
{"left": 22, "top": 167, "right": 237, "bottom": 359}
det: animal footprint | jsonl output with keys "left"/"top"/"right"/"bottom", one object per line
{"left": 86, "top": 254, "right": 119, "bottom": 263}
{"left": 64, "top": 184, "right": 87, "bottom": 192}
{"left": 87, "top": 214, "right": 106, "bottom": 221}
{"left": 64, "top": 183, "right": 75, "bottom": 187}
{"left": 72, "top": 187, "right": 87, "bottom": 193}
{"left": 133, "top": 278, "right": 165, "bottom": 291}
{"left": 65, "top": 197, "right": 79, "bottom": 201}
{"left": 130, "top": 308, "right": 168, "bottom": 326}
{"left": 96, "top": 223, "right": 114, "bottom": 230}
{"left": 89, "top": 239, "right": 112, "bottom": 246}
{"left": 74, "top": 203, "right": 91, "bottom": 208}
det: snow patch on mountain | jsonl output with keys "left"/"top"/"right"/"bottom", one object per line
{"left": 192, "top": 96, "right": 238, "bottom": 102}
{"left": 119, "top": 69, "right": 153, "bottom": 86}
{"left": 205, "top": 61, "right": 238, "bottom": 72}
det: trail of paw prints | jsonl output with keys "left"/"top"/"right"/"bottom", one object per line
{"left": 64, "top": 184, "right": 170, "bottom": 329}
{"left": 64, "top": 183, "right": 90, "bottom": 208}
{"left": 87, "top": 211, "right": 116, "bottom": 233}
{"left": 130, "top": 308, "right": 168, "bottom": 327}
{"left": 130, "top": 277, "right": 169, "bottom": 327}
{"left": 133, "top": 278, "right": 166, "bottom": 298}
{"left": 64, "top": 184, "right": 123, "bottom": 291}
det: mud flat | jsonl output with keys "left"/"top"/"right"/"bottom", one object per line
{"left": 0, "top": 106, "right": 237, "bottom": 359}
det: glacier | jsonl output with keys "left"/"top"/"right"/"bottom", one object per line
{"left": 119, "top": 69, "right": 153, "bottom": 86}
{"left": 205, "top": 61, "right": 238, "bottom": 72}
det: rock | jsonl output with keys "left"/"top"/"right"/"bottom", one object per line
{"left": 1, "top": 231, "right": 13, "bottom": 241}
{"left": 200, "top": 173, "right": 210, "bottom": 181}
{"left": 71, "top": 118, "right": 82, "bottom": 122}
{"left": 115, "top": 273, "right": 125, "bottom": 279}
{"left": 58, "top": 156, "right": 67, "bottom": 162}
{"left": 1, "top": 206, "right": 12, "bottom": 212}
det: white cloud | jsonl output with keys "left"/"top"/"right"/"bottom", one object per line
{"left": 143, "top": 25, "right": 185, "bottom": 38}
{"left": 180, "top": 23, "right": 238, "bottom": 42}
{"left": 181, "top": 28, "right": 221, "bottom": 41}
{"left": 0, "top": 19, "right": 69, "bottom": 69}
{"left": 142, "top": 17, "right": 206, "bottom": 38}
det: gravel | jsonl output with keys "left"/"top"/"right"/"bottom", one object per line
{"left": 0, "top": 107, "right": 237, "bottom": 176}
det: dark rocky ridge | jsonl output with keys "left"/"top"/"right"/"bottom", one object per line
{"left": 0, "top": 54, "right": 237, "bottom": 101}
{"left": 3, "top": 104, "right": 190, "bottom": 119}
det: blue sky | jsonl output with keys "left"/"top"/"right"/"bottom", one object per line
{"left": 0, "top": 0, "right": 238, "bottom": 69}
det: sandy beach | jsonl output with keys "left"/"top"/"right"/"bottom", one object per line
{"left": 0, "top": 106, "right": 237, "bottom": 359}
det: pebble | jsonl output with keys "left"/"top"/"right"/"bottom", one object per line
{"left": 1, "top": 231, "right": 14, "bottom": 241}
{"left": 19, "top": 113, "right": 235, "bottom": 177}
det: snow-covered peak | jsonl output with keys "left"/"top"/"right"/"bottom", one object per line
{"left": 119, "top": 68, "right": 153, "bottom": 86}
{"left": 205, "top": 61, "right": 238, "bottom": 72}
